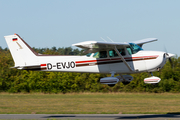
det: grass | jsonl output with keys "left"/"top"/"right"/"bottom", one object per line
{"left": 0, "top": 92, "right": 180, "bottom": 114}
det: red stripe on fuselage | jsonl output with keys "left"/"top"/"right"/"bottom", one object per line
{"left": 76, "top": 55, "right": 159, "bottom": 64}
{"left": 75, "top": 59, "right": 110, "bottom": 64}
{"left": 41, "top": 64, "right": 47, "bottom": 66}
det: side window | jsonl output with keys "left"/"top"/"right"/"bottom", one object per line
{"left": 93, "top": 51, "right": 107, "bottom": 58}
{"left": 93, "top": 52, "right": 99, "bottom": 58}
{"left": 109, "top": 48, "right": 126, "bottom": 57}
{"left": 126, "top": 47, "right": 132, "bottom": 55}
{"left": 109, "top": 50, "right": 117, "bottom": 57}
{"left": 99, "top": 51, "right": 107, "bottom": 58}
{"left": 118, "top": 48, "right": 126, "bottom": 56}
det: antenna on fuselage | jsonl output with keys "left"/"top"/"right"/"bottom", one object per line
{"left": 107, "top": 36, "right": 114, "bottom": 42}
{"left": 100, "top": 37, "right": 107, "bottom": 42}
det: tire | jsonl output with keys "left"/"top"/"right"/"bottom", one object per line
{"left": 108, "top": 84, "right": 115, "bottom": 87}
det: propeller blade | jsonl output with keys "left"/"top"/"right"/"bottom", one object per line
{"left": 164, "top": 52, "right": 175, "bottom": 68}
{"left": 169, "top": 58, "right": 173, "bottom": 68}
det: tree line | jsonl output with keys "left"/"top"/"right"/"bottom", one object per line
{"left": 0, "top": 46, "right": 180, "bottom": 93}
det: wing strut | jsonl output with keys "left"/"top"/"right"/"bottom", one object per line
{"left": 114, "top": 46, "right": 134, "bottom": 72}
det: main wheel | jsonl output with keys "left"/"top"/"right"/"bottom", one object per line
{"left": 108, "top": 84, "right": 115, "bottom": 87}
{"left": 122, "top": 81, "right": 130, "bottom": 85}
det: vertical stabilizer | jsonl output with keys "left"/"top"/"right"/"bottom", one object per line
{"left": 4, "top": 34, "right": 38, "bottom": 67}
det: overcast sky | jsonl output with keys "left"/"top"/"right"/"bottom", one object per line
{"left": 0, "top": 0, "right": 180, "bottom": 56}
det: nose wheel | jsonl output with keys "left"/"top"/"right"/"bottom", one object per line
{"left": 144, "top": 72, "right": 161, "bottom": 84}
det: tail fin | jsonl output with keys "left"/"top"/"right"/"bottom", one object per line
{"left": 4, "top": 34, "right": 38, "bottom": 67}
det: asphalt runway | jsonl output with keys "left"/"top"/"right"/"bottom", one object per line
{"left": 0, "top": 114, "right": 180, "bottom": 120}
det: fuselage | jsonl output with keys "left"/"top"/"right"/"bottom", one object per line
{"left": 4, "top": 34, "right": 170, "bottom": 75}
{"left": 36, "top": 50, "right": 166, "bottom": 74}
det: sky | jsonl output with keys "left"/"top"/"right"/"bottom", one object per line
{"left": 0, "top": 0, "right": 180, "bottom": 56}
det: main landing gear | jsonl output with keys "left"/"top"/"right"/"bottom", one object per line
{"left": 100, "top": 72, "right": 134, "bottom": 87}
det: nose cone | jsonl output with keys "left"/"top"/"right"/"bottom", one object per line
{"left": 166, "top": 53, "right": 175, "bottom": 58}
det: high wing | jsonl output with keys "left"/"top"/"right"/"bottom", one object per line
{"left": 72, "top": 38, "right": 157, "bottom": 52}
{"left": 72, "top": 41, "right": 130, "bottom": 53}
{"left": 72, "top": 41, "right": 129, "bottom": 49}
{"left": 132, "top": 38, "right": 157, "bottom": 47}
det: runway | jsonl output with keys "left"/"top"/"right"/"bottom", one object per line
{"left": 0, "top": 114, "right": 180, "bottom": 120}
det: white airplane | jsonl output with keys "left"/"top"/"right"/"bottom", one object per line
{"left": 4, "top": 34, "right": 174, "bottom": 86}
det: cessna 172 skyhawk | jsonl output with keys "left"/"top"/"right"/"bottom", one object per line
{"left": 4, "top": 34, "right": 174, "bottom": 86}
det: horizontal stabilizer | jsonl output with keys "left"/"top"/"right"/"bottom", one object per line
{"left": 11, "top": 64, "right": 47, "bottom": 70}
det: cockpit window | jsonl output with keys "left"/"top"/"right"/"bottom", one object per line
{"left": 127, "top": 43, "right": 143, "bottom": 55}
{"left": 93, "top": 51, "right": 107, "bottom": 58}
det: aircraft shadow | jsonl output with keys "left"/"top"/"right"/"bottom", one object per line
{"left": 168, "top": 112, "right": 180, "bottom": 114}
{"left": 116, "top": 114, "right": 180, "bottom": 119}
{"left": 42, "top": 114, "right": 180, "bottom": 119}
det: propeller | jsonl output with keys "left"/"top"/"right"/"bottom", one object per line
{"left": 164, "top": 46, "right": 175, "bottom": 68}
{"left": 165, "top": 53, "right": 173, "bottom": 67}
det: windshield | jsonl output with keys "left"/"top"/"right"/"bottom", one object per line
{"left": 127, "top": 43, "right": 143, "bottom": 54}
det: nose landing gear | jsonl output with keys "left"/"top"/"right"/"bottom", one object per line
{"left": 144, "top": 72, "right": 161, "bottom": 84}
